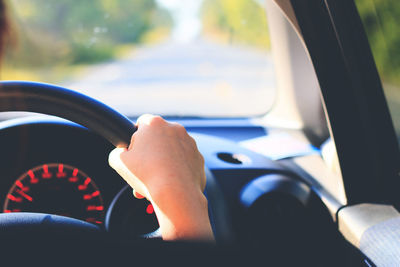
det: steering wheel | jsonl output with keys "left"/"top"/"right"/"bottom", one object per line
{"left": 0, "top": 81, "right": 228, "bottom": 243}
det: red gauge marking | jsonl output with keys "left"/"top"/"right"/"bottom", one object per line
{"left": 78, "top": 185, "right": 86, "bottom": 191}
{"left": 85, "top": 218, "right": 103, "bottom": 224}
{"left": 7, "top": 194, "right": 22, "bottom": 203}
{"left": 28, "top": 170, "right": 39, "bottom": 184}
{"left": 42, "top": 164, "right": 52, "bottom": 179}
{"left": 5, "top": 164, "right": 105, "bottom": 224}
{"left": 86, "top": 205, "right": 104, "bottom": 211}
{"left": 4, "top": 209, "right": 21, "bottom": 213}
{"left": 16, "top": 181, "right": 30, "bottom": 192}
{"left": 16, "top": 189, "right": 33, "bottom": 202}
{"left": 56, "top": 164, "right": 66, "bottom": 178}
{"left": 83, "top": 190, "right": 100, "bottom": 200}
{"left": 146, "top": 204, "right": 154, "bottom": 214}
{"left": 68, "top": 177, "right": 78, "bottom": 183}
{"left": 84, "top": 178, "right": 91, "bottom": 185}
{"left": 69, "top": 169, "right": 79, "bottom": 183}
{"left": 16, "top": 180, "right": 23, "bottom": 188}
{"left": 78, "top": 178, "right": 91, "bottom": 191}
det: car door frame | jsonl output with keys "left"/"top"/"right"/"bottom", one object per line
{"left": 273, "top": 0, "right": 400, "bottom": 207}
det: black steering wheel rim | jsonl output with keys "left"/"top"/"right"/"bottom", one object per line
{"left": 0, "top": 81, "right": 139, "bottom": 237}
{"left": 0, "top": 81, "right": 136, "bottom": 148}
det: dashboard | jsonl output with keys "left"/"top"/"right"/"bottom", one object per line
{"left": 0, "top": 116, "right": 160, "bottom": 237}
{"left": 0, "top": 115, "right": 336, "bottom": 244}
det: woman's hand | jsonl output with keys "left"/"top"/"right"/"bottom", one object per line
{"left": 109, "top": 114, "right": 214, "bottom": 241}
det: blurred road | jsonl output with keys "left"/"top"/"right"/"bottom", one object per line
{"left": 66, "top": 39, "right": 275, "bottom": 117}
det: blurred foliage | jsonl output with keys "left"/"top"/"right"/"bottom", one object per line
{"left": 202, "top": 0, "right": 269, "bottom": 48}
{"left": 356, "top": 0, "right": 400, "bottom": 135}
{"left": 4, "top": 0, "right": 172, "bottom": 69}
{"left": 356, "top": 0, "right": 400, "bottom": 86}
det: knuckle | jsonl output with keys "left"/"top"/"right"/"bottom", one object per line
{"left": 188, "top": 135, "right": 197, "bottom": 146}
{"left": 148, "top": 115, "right": 165, "bottom": 126}
{"left": 136, "top": 114, "right": 152, "bottom": 125}
{"left": 188, "top": 134, "right": 195, "bottom": 142}
{"left": 137, "top": 114, "right": 166, "bottom": 127}
{"left": 151, "top": 115, "right": 163, "bottom": 122}
{"left": 175, "top": 123, "right": 186, "bottom": 133}
{"left": 170, "top": 122, "right": 187, "bottom": 136}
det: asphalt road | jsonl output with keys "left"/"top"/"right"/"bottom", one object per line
{"left": 66, "top": 39, "right": 275, "bottom": 117}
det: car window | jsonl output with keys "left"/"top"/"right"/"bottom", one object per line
{"left": 2, "top": 0, "right": 275, "bottom": 117}
{"left": 355, "top": 0, "right": 400, "bottom": 141}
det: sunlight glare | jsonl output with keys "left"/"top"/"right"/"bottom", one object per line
{"left": 156, "top": 0, "right": 203, "bottom": 43}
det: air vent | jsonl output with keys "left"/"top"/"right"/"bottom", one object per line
{"left": 217, "top": 152, "right": 250, "bottom": 165}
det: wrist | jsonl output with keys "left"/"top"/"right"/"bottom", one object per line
{"left": 148, "top": 184, "right": 214, "bottom": 241}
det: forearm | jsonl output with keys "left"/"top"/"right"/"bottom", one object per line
{"left": 149, "top": 186, "right": 214, "bottom": 241}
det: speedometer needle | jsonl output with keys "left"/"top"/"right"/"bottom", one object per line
{"left": 16, "top": 189, "right": 33, "bottom": 202}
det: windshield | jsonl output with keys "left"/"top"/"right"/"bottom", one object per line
{"left": 356, "top": 0, "right": 400, "bottom": 140}
{"left": 2, "top": 0, "right": 274, "bottom": 117}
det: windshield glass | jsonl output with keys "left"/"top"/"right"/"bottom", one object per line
{"left": 356, "top": 0, "right": 400, "bottom": 140}
{"left": 2, "top": 0, "right": 274, "bottom": 117}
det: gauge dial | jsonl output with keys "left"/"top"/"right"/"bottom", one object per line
{"left": 3, "top": 163, "right": 104, "bottom": 225}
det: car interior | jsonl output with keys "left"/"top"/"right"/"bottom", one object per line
{"left": 0, "top": 0, "right": 398, "bottom": 266}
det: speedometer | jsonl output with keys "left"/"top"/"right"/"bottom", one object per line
{"left": 3, "top": 163, "right": 104, "bottom": 225}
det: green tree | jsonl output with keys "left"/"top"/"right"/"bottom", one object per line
{"left": 5, "top": 0, "right": 171, "bottom": 66}
{"left": 202, "top": 0, "right": 270, "bottom": 48}
{"left": 356, "top": 0, "right": 400, "bottom": 85}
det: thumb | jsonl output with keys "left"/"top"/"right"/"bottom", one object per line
{"left": 108, "top": 147, "right": 149, "bottom": 199}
